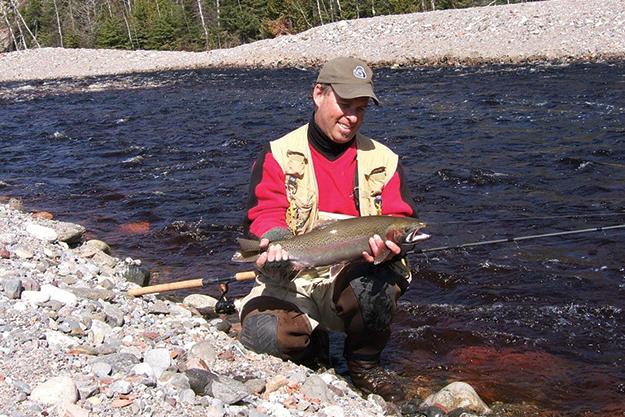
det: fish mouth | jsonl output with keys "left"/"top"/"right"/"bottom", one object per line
{"left": 406, "top": 230, "right": 430, "bottom": 243}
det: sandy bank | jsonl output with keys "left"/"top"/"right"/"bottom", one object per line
{"left": 0, "top": 0, "right": 624, "bottom": 82}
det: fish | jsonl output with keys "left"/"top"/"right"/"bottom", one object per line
{"left": 232, "top": 215, "right": 429, "bottom": 269}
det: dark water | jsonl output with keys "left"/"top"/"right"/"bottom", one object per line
{"left": 1, "top": 63, "right": 625, "bottom": 416}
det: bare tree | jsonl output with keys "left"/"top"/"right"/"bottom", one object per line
{"left": 315, "top": 0, "right": 324, "bottom": 25}
{"left": 9, "top": 0, "right": 39, "bottom": 47}
{"left": 52, "top": 0, "right": 63, "bottom": 46}
{"left": 196, "top": 0, "right": 209, "bottom": 49}
{"left": 1, "top": 1, "right": 19, "bottom": 50}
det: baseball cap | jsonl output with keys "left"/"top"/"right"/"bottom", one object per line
{"left": 316, "top": 57, "right": 379, "bottom": 105}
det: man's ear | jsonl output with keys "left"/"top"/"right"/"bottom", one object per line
{"left": 312, "top": 84, "right": 325, "bottom": 107}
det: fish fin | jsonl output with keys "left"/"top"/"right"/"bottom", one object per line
{"left": 230, "top": 251, "right": 260, "bottom": 263}
{"left": 237, "top": 237, "right": 261, "bottom": 252}
{"left": 231, "top": 238, "right": 262, "bottom": 263}
{"left": 329, "top": 263, "right": 347, "bottom": 279}
{"left": 373, "top": 248, "right": 391, "bottom": 265}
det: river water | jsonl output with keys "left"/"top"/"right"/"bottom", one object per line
{"left": 1, "top": 62, "right": 624, "bottom": 416}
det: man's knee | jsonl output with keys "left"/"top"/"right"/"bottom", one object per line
{"left": 334, "top": 267, "right": 403, "bottom": 332}
{"left": 239, "top": 297, "right": 314, "bottom": 362}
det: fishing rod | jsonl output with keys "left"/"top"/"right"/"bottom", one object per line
{"left": 406, "top": 223, "right": 625, "bottom": 255}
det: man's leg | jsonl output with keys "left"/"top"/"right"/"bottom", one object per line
{"left": 333, "top": 261, "right": 410, "bottom": 402}
{"left": 239, "top": 296, "right": 329, "bottom": 368}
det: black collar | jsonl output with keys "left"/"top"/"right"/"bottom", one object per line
{"left": 308, "top": 113, "right": 355, "bottom": 161}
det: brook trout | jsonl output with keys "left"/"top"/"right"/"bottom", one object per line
{"left": 232, "top": 215, "right": 429, "bottom": 269}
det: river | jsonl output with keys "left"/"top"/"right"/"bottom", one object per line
{"left": 1, "top": 62, "right": 624, "bottom": 416}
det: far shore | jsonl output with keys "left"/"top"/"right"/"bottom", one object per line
{"left": 0, "top": 0, "right": 624, "bottom": 83}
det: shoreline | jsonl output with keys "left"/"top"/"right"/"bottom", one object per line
{"left": 0, "top": 200, "right": 499, "bottom": 416}
{"left": 1, "top": 0, "right": 624, "bottom": 83}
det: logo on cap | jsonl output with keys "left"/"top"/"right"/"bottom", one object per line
{"left": 352, "top": 66, "right": 367, "bottom": 80}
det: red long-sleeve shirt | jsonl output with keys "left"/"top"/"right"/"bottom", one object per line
{"left": 245, "top": 132, "right": 417, "bottom": 239}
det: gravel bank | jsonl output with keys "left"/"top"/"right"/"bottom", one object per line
{"left": 0, "top": 200, "right": 501, "bottom": 416}
{"left": 0, "top": 0, "right": 624, "bottom": 82}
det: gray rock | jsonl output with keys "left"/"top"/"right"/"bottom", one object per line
{"left": 301, "top": 374, "right": 334, "bottom": 402}
{"left": 94, "top": 352, "right": 140, "bottom": 373}
{"left": 41, "top": 284, "right": 78, "bottom": 306}
{"left": 30, "top": 376, "right": 78, "bottom": 405}
{"left": 102, "top": 303, "right": 125, "bottom": 327}
{"left": 121, "top": 263, "right": 150, "bottom": 286}
{"left": 14, "top": 247, "right": 34, "bottom": 259}
{"left": 188, "top": 340, "right": 217, "bottom": 370}
{"left": 2, "top": 278, "right": 22, "bottom": 299}
{"left": 110, "top": 379, "right": 133, "bottom": 395}
{"left": 11, "top": 379, "right": 32, "bottom": 395}
{"left": 85, "top": 239, "right": 111, "bottom": 254}
{"left": 131, "top": 363, "right": 157, "bottom": 387}
{"left": 148, "top": 300, "right": 171, "bottom": 315}
{"left": 91, "top": 361, "right": 112, "bottom": 378}
{"left": 55, "top": 221, "right": 85, "bottom": 244}
{"left": 25, "top": 223, "right": 58, "bottom": 242}
{"left": 244, "top": 378, "right": 266, "bottom": 395}
{"left": 211, "top": 376, "right": 249, "bottom": 405}
{"left": 422, "top": 381, "right": 491, "bottom": 415}
{"left": 185, "top": 368, "right": 218, "bottom": 395}
{"left": 45, "top": 330, "right": 79, "bottom": 349}
{"left": 158, "top": 371, "right": 190, "bottom": 391}
{"left": 210, "top": 318, "right": 232, "bottom": 333}
{"left": 144, "top": 348, "right": 171, "bottom": 378}
{"left": 89, "top": 319, "right": 112, "bottom": 345}
{"left": 179, "top": 388, "right": 196, "bottom": 404}
{"left": 92, "top": 251, "right": 117, "bottom": 268}
{"left": 183, "top": 294, "right": 218, "bottom": 311}
{"left": 21, "top": 290, "right": 50, "bottom": 305}
{"left": 71, "top": 287, "right": 115, "bottom": 302}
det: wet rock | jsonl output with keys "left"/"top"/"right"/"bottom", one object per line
{"left": 120, "top": 260, "right": 150, "bottom": 286}
{"left": 30, "top": 375, "right": 78, "bottom": 405}
{"left": 26, "top": 223, "right": 58, "bottom": 242}
{"left": 2, "top": 278, "right": 22, "bottom": 299}
{"left": 85, "top": 239, "right": 111, "bottom": 254}
{"left": 422, "top": 382, "right": 491, "bottom": 415}
{"left": 55, "top": 221, "right": 85, "bottom": 244}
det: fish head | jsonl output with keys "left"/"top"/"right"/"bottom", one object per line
{"left": 386, "top": 218, "right": 430, "bottom": 245}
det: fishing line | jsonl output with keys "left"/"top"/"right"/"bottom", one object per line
{"left": 420, "top": 212, "right": 625, "bottom": 226}
{"left": 407, "top": 223, "right": 625, "bottom": 255}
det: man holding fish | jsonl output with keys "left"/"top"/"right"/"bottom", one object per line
{"left": 235, "top": 57, "right": 426, "bottom": 402}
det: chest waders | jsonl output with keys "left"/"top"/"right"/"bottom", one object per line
{"left": 238, "top": 124, "right": 410, "bottom": 401}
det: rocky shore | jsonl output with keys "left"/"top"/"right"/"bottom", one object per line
{"left": 0, "top": 0, "right": 624, "bottom": 82}
{"left": 0, "top": 199, "right": 496, "bottom": 417}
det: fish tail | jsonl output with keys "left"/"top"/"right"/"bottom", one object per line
{"left": 231, "top": 237, "right": 262, "bottom": 263}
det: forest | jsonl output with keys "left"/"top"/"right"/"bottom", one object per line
{"left": 1, "top": 0, "right": 540, "bottom": 51}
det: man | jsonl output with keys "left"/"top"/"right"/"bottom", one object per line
{"left": 237, "top": 57, "right": 418, "bottom": 402}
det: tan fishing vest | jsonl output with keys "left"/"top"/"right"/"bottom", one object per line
{"left": 270, "top": 124, "right": 399, "bottom": 235}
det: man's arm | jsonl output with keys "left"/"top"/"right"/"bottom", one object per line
{"left": 244, "top": 143, "right": 291, "bottom": 239}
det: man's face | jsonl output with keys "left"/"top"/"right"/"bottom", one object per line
{"left": 313, "top": 84, "right": 369, "bottom": 144}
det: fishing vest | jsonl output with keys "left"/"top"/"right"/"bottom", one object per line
{"left": 270, "top": 124, "right": 399, "bottom": 235}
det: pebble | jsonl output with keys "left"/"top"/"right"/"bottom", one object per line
{"left": 30, "top": 375, "right": 78, "bottom": 405}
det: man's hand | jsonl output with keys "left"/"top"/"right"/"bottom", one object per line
{"left": 256, "top": 240, "right": 296, "bottom": 282}
{"left": 362, "top": 234, "right": 401, "bottom": 264}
